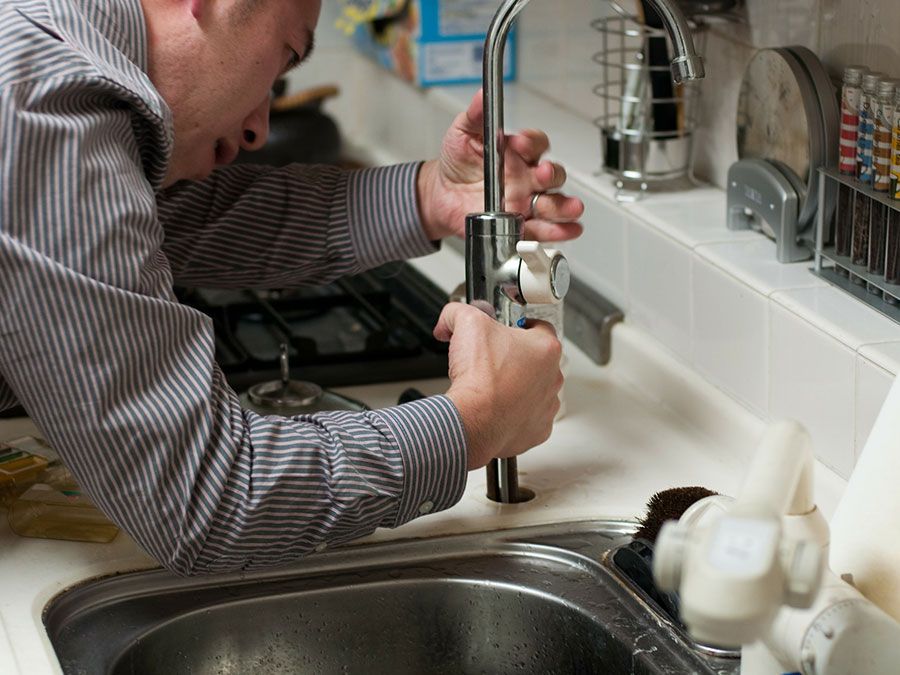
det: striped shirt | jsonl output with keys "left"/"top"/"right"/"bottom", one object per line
{"left": 0, "top": 0, "right": 467, "bottom": 574}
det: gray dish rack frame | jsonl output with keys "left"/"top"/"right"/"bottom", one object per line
{"left": 591, "top": 4, "right": 706, "bottom": 200}
{"left": 815, "top": 167, "right": 900, "bottom": 324}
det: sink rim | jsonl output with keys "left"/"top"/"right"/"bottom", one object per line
{"left": 43, "top": 519, "right": 738, "bottom": 675}
{"left": 43, "top": 519, "right": 636, "bottom": 618}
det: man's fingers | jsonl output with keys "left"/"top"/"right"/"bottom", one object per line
{"left": 433, "top": 301, "right": 493, "bottom": 342}
{"left": 532, "top": 161, "right": 568, "bottom": 191}
{"left": 455, "top": 89, "right": 485, "bottom": 137}
{"left": 507, "top": 129, "right": 550, "bottom": 166}
{"left": 523, "top": 219, "right": 585, "bottom": 242}
{"left": 436, "top": 303, "right": 564, "bottom": 344}
{"left": 519, "top": 317, "right": 561, "bottom": 339}
{"left": 433, "top": 302, "right": 464, "bottom": 342}
{"left": 528, "top": 191, "right": 585, "bottom": 223}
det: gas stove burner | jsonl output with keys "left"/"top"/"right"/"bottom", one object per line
{"left": 176, "top": 263, "right": 451, "bottom": 392}
{"left": 244, "top": 344, "right": 369, "bottom": 416}
{"left": 249, "top": 380, "right": 324, "bottom": 409}
{"left": 248, "top": 344, "right": 325, "bottom": 409}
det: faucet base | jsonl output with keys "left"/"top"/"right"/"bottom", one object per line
{"left": 486, "top": 458, "right": 535, "bottom": 503}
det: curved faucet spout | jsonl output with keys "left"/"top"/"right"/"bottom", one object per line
{"left": 480, "top": 0, "right": 705, "bottom": 213}
{"left": 470, "top": 0, "right": 703, "bottom": 504}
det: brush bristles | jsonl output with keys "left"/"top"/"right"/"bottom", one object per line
{"left": 634, "top": 486, "right": 718, "bottom": 544}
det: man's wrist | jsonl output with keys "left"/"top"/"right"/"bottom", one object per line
{"left": 416, "top": 160, "right": 447, "bottom": 242}
{"left": 447, "top": 384, "right": 497, "bottom": 471}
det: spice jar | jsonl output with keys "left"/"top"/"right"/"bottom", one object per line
{"left": 858, "top": 72, "right": 885, "bottom": 185}
{"left": 874, "top": 79, "right": 896, "bottom": 193}
{"left": 892, "top": 85, "right": 900, "bottom": 200}
{"left": 866, "top": 80, "right": 897, "bottom": 290}
{"left": 840, "top": 66, "right": 866, "bottom": 176}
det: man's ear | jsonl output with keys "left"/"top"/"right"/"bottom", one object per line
{"left": 189, "top": 0, "right": 204, "bottom": 20}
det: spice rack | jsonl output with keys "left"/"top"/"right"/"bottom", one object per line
{"left": 815, "top": 167, "right": 900, "bottom": 323}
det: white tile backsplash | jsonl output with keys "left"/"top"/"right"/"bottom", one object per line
{"left": 561, "top": 177, "right": 629, "bottom": 309}
{"left": 769, "top": 301, "right": 857, "bottom": 478}
{"left": 695, "top": 239, "right": 826, "bottom": 297}
{"left": 628, "top": 188, "right": 758, "bottom": 250}
{"left": 692, "top": 256, "right": 769, "bottom": 414}
{"left": 625, "top": 217, "right": 693, "bottom": 362}
{"left": 771, "top": 286, "right": 900, "bottom": 351}
{"left": 859, "top": 342, "right": 900, "bottom": 375}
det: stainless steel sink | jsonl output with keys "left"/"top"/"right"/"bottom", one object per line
{"left": 44, "top": 520, "right": 739, "bottom": 674}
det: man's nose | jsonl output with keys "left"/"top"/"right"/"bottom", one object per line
{"left": 240, "top": 97, "right": 270, "bottom": 151}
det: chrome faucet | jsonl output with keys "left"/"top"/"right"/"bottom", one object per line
{"left": 468, "top": 0, "right": 705, "bottom": 504}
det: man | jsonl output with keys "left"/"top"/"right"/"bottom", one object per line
{"left": 0, "top": 0, "right": 584, "bottom": 574}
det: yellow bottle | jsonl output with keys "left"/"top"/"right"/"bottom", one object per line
{"left": 891, "top": 87, "right": 900, "bottom": 199}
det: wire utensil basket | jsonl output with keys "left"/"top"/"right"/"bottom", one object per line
{"left": 592, "top": 2, "right": 707, "bottom": 201}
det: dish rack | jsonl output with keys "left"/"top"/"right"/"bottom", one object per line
{"left": 815, "top": 167, "right": 900, "bottom": 324}
{"left": 592, "top": 2, "right": 706, "bottom": 201}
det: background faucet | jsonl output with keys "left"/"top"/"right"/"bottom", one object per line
{"left": 653, "top": 420, "right": 900, "bottom": 674}
{"left": 468, "top": 0, "right": 706, "bottom": 504}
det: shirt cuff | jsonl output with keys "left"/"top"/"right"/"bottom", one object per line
{"left": 371, "top": 395, "right": 467, "bottom": 527}
{"left": 347, "top": 162, "right": 439, "bottom": 269}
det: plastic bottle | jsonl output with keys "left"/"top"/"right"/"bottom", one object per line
{"left": 524, "top": 301, "right": 567, "bottom": 421}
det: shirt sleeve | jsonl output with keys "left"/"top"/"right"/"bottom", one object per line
{"left": 0, "top": 78, "right": 467, "bottom": 575}
{"left": 157, "top": 162, "right": 439, "bottom": 289}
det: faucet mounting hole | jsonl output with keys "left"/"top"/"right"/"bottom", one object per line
{"left": 486, "top": 486, "right": 536, "bottom": 504}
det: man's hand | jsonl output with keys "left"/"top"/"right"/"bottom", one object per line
{"left": 434, "top": 303, "right": 563, "bottom": 471}
{"left": 417, "top": 90, "right": 585, "bottom": 242}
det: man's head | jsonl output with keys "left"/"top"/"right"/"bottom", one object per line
{"left": 141, "top": 0, "right": 321, "bottom": 187}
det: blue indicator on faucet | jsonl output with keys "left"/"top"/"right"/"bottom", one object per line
{"left": 516, "top": 317, "right": 527, "bottom": 328}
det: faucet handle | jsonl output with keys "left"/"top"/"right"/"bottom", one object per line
{"left": 516, "top": 241, "right": 570, "bottom": 305}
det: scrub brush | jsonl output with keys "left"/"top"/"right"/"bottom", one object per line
{"left": 610, "top": 487, "right": 720, "bottom": 631}
{"left": 634, "top": 486, "right": 718, "bottom": 543}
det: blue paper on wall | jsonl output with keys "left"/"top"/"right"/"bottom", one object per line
{"left": 347, "top": 0, "right": 517, "bottom": 87}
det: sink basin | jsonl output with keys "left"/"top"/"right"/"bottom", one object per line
{"left": 44, "top": 520, "right": 738, "bottom": 674}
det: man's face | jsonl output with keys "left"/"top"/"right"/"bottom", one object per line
{"left": 149, "top": 0, "right": 321, "bottom": 186}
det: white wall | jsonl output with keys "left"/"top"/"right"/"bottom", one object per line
{"left": 305, "top": 1, "right": 900, "bottom": 165}
{"left": 509, "top": 0, "right": 900, "bottom": 188}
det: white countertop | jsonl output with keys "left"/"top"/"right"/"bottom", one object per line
{"left": 0, "top": 245, "right": 847, "bottom": 674}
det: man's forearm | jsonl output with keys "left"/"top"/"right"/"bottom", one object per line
{"left": 0, "top": 236, "right": 467, "bottom": 574}
{"left": 159, "top": 162, "right": 439, "bottom": 289}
